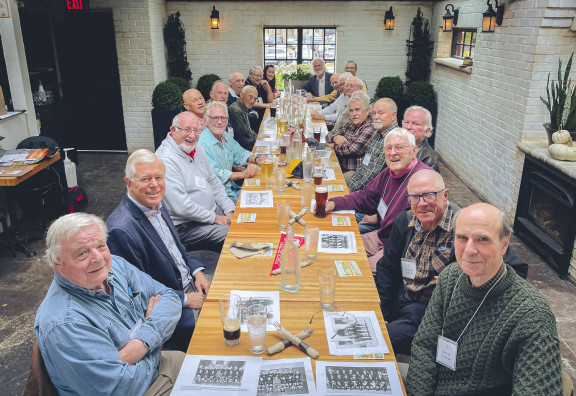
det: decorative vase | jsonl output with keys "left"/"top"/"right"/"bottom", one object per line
{"left": 544, "top": 123, "right": 557, "bottom": 146}
{"left": 288, "top": 80, "right": 308, "bottom": 92}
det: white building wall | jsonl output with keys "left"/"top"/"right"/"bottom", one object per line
{"left": 165, "top": 1, "right": 433, "bottom": 94}
{"left": 430, "top": 0, "right": 576, "bottom": 215}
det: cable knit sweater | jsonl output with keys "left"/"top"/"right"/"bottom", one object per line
{"left": 406, "top": 262, "right": 563, "bottom": 396}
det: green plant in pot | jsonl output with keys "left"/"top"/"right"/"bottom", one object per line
{"left": 375, "top": 76, "right": 404, "bottom": 101}
{"left": 151, "top": 81, "right": 183, "bottom": 149}
{"left": 278, "top": 63, "right": 312, "bottom": 91}
{"left": 406, "top": 81, "right": 437, "bottom": 104}
{"left": 541, "top": 53, "right": 576, "bottom": 145}
{"left": 196, "top": 74, "right": 222, "bottom": 102}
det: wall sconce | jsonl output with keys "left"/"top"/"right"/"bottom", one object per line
{"left": 443, "top": 4, "right": 459, "bottom": 32}
{"left": 482, "top": 0, "right": 505, "bottom": 32}
{"left": 210, "top": 6, "right": 220, "bottom": 29}
{"left": 384, "top": 7, "right": 395, "bottom": 30}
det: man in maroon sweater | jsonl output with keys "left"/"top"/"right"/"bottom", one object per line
{"left": 322, "top": 128, "right": 432, "bottom": 273}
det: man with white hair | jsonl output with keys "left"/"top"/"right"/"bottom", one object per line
{"left": 106, "top": 149, "right": 212, "bottom": 352}
{"left": 227, "top": 72, "right": 245, "bottom": 105}
{"left": 307, "top": 72, "right": 340, "bottom": 105}
{"left": 402, "top": 105, "right": 439, "bottom": 172}
{"left": 245, "top": 65, "right": 277, "bottom": 131}
{"left": 325, "top": 92, "right": 376, "bottom": 182}
{"left": 156, "top": 111, "right": 235, "bottom": 252}
{"left": 302, "top": 57, "right": 333, "bottom": 99}
{"left": 228, "top": 85, "right": 259, "bottom": 150}
{"left": 320, "top": 128, "right": 432, "bottom": 273}
{"left": 311, "top": 72, "right": 352, "bottom": 128}
{"left": 334, "top": 77, "right": 365, "bottom": 130}
{"left": 199, "top": 101, "right": 260, "bottom": 203}
{"left": 35, "top": 212, "right": 183, "bottom": 395}
{"left": 209, "top": 80, "right": 229, "bottom": 103}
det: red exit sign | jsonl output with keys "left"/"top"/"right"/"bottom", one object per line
{"left": 66, "top": 0, "right": 90, "bottom": 12}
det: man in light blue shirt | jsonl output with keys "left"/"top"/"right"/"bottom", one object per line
{"left": 35, "top": 212, "right": 183, "bottom": 395}
{"left": 198, "top": 101, "right": 261, "bottom": 203}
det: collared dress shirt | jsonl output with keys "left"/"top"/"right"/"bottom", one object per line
{"left": 325, "top": 115, "right": 377, "bottom": 172}
{"left": 319, "top": 94, "right": 347, "bottom": 123}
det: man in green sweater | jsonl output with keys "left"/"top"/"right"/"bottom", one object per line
{"left": 406, "top": 203, "right": 563, "bottom": 395}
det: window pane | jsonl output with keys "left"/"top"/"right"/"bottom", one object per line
{"left": 287, "top": 29, "right": 297, "bottom": 45}
{"left": 325, "top": 45, "right": 335, "bottom": 60}
{"left": 313, "top": 45, "right": 324, "bottom": 59}
{"left": 455, "top": 45, "right": 462, "bottom": 58}
{"left": 302, "top": 44, "right": 313, "bottom": 60}
{"left": 471, "top": 33, "right": 477, "bottom": 46}
{"left": 277, "top": 29, "right": 286, "bottom": 44}
{"left": 265, "top": 29, "right": 275, "bottom": 44}
{"left": 325, "top": 29, "right": 336, "bottom": 44}
{"left": 265, "top": 45, "right": 276, "bottom": 59}
{"left": 276, "top": 45, "right": 287, "bottom": 59}
{"left": 314, "top": 29, "right": 324, "bottom": 44}
{"left": 303, "top": 29, "right": 313, "bottom": 44}
{"left": 287, "top": 45, "right": 297, "bottom": 59}
{"left": 457, "top": 31, "right": 463, "bottom": 44}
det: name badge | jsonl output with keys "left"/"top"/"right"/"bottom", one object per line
{"left": 377, "top": 199, "right": 388, "bottom": 219}
{"left": 362, "top": 153, "right": 371, "bottom": 166}
{"left": 257, "top": 97, "right": 263, "bottom": 103}
{"left": 401, "top": 258, "right": 417, "bottom": 279}
{"left": 436, "top": 335, "right": 458, "bottom": 371}
{"left": 195, "top": 176, "right": 207, "bottom": 190}
{"left": 227, "top": 126, "right": 234, "bottom": 137}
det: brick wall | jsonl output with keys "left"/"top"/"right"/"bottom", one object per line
{"left": 430, "top": 0, "right": 576, "bottom": 215}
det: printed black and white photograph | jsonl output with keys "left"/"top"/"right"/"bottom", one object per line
{"left": 171, "top": 355, "right": 263, "bottom": 396}
{"left": 315, "top": 150, "right": 332, "bottom": 159}
{"left": 317, "top": 231, "right": 358, "bottom": 254}
{"left": 315, "top": 361, "right": 404, "bottom": 395}
{"left": 322, "top": 168, "right": 336, "bottom": 181}
{"left": 231, "top": 290, "right": 281, "bottom": 331}
{"left": 240, "top": 190, "right": 274, "bottom": 208}
{"left": 257, "top": 357, "right": 317, "bottom": 396}
{"left": 324, "top": 310, "right": 388, "bottom": 356}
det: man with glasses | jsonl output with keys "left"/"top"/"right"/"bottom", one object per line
{"left": 229, "top": 85, "right": 259, "bottom": 150}
{"left": 198, "top": 101, "right": 260, "bottom": 203}
{"left": 375, "top": 170, "right": 527, "bottom": 356}
{"left": 156, "top": 111, "right": 235, "bottom": 252}
{"left": 183, "top": 88, "right": 207, "bottom": 130}
{"left": 343, "top": 60, "right": 368, "bottom": 92}
{"left": 333, "top": 77, "right": 365, "bottom": 130}
{"left": 311, "top": 73, "right": 352, "bottom": 129}
{"left": 245, "top": 65, "right": 277, "bottom": 131}
{"left": 106, "top": 149, "right": 211, "bottom": 352}
{"left": 321, "top": 128, "right": 432, "bottom": 273}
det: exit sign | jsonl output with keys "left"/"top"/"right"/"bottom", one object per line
{"left": 66, "top": 0, "right": 90, "bottom": 12}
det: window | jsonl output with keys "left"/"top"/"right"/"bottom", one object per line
{"left": 263, "top": 27, "right": 336, "bottom": 72}
{"left": 451, "top": 29, "right": 476, "bottom": 59}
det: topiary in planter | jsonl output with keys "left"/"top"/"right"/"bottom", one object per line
{"left": 406, "top": 81, "right": 437, "bottom": 104}
{"left": 152, "top": 81, "right": 182, "bottom": 110}
{"left": 375, "top": 76, "right": 404, "bottom": 101}
{"left": 168, "top": 77, "right": 190, "bottom": 94}
{"left": 196, "top": 74, "right": 221, "bottom": 102}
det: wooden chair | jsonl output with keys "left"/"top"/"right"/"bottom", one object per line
{"left": 21, "top": 340, "right": 57, "bottom": 396}
{"left": 0, "top": 207, "right": 16, "bottom": 256}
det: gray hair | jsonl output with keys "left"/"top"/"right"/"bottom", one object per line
{"left": 125, "top": 149, "right": 163, "bottom": 182}
{"left": 347, "top": 76, "right": 364, "bottom": 89}
{"left": 210, "top": 80, "right": 227, "bottom": 93}
{"left": 348, "top": 91, "right": 371, "bottom": 111}
{"left": 384, "top": 127, "right": 416, "bottom": 147}
{"left": 205, "top": 101, "right": 229, "bottom": 119}
{"left": 346, "top": 60, "right": 358, "bottom": 69}
{"left": 405, "top": 105, "right": 434, "bottom": 137}
{"left": 171, "top": 114, "right": 180, "bottom": 127}
{"left": 312, "top": 57, "right": 326, "bottom": 74}
{"left": 242, "top": 85, "right": 257, "bottom": 95}
{"left": 499, "top": 211, "right": 513, "bottom": 240}
{"left": 339, "top": 72, "right": 353, "bottom": 83}
{"left": 45, "top": 213, "right": 108, "bottom": 268}
{"left": 249, "top": 66, "right": 263, "bottom": 75}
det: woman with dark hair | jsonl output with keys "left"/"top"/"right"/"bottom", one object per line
{"left": 264, "top": 65, "right": 281, "bottom": 99}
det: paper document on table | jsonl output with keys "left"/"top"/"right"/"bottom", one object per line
{"left": 231, "top": 290, "right": 280, "bottom": 332}
{"left": 322, "top": 168, "right": 336, "bottom": 181}
{"left": 315, "top": 150, "right": 332, "bottom": 159}
{"left": 172, "top": 355, "right": 262, "bottom": 396}
{"left": 317, "top": 231, "right": 357, "bottom": 254}
{"left": 240, "top": 190, "right": 274, "bottom": 207}
{"left": 315, "top": 361, "right": 403, "bottom": 395}
{"left": 323, "top": 310, "right": 388, "bottom": 356}
{"left": 334, "top": 260, "right": 362, "bottom": 277}
{"left": 257, "top": 358, "right": 317, "bottom": 396}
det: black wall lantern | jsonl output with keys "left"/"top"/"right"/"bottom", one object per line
{"left": 442, "top": 4, "right": 459, "bottom": 32}
{"left": 482, "top": 0, "right": 505, "bottom": 32}
{"left": 210, "top": 6, "right": 220, "bottom": 29}
{"left": 384, "top": 7, "right": 395, "bottom": 30}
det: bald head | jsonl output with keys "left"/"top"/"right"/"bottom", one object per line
{"left": 183, "top": 89, "right": 205, "bottom": 118}
{"left": 372, "top": 98, "right": 398, "bottom": 132}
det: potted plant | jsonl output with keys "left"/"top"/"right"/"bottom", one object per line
{"left": 168, "top": 77, "right": 190, "bottom": 93}
{"left": 278, "top": 63, "right": 312, "bottom": 91}
{"left": 541, "top": 53, "right": 576, "bottom": 145}
{"left": 151, "top": 80, "right": 183, "bottom": 149}
{"left": 406, "top": 81, "right": 438, "bottom": 147}
{"left": 375, "top": 76, "right": 405, "bottom": 101}
{"left": 196, "top": 74, "right": 221, "bottom": 101}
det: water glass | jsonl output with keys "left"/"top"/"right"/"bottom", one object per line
{"left": 305, "top": 226, "right": 320, "bottom": 260}
{"left": 276, "top": 168, "right": 286, "bottom": 193}
{"left": 277, "top": 200, "right": 290, "bottom": 230}
{"left": 246, "top": 304, "right": 267, "bottom": 354}
{"left": 301, "top": 183, "right": 314, "bottom": 210}
{"left": 303, "top": 159, "right": 313, "bottom": 183}
{"left": 318, "top": 268, "right": 336, "bottom": 310}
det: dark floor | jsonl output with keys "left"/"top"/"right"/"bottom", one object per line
{"left": 0, "top": 154, "right": 574, "bottom": 394}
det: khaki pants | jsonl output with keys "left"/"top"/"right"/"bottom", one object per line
{"left": 143, "top": 351, "right": 186, "bottom": 396}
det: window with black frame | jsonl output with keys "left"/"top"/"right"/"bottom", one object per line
{"left": 263, "top": 27, "right": 336, "bottom": 72}
{"left": 451, "top": 29, "right": 477, "bottom": 59}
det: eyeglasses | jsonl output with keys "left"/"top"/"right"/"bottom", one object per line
{"left": 208, "top": 115, "right": 229, "bottom": 122}
{"left": 383, "top": 145, "right": 410, "bottom": 153}
{"left": 137, "top": 175, "right": 164, "bottom": 184}
{"left": 406, "top": 189, "right": 446, "bottom": 205}
{"left": 251, "top": 73, "right": 263, "bottom": 78}
{"left": 174, "top": 126, "right": 201, "bottom": 135}
{"left": 309, "top": 307, "right": 358, "bottom": 339}
{"left": 344, "top": 66, "right": 357, "bottom": 70}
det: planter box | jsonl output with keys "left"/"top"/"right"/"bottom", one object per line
{"left": 152, "top": 108, "right": 180, "bottom": 149}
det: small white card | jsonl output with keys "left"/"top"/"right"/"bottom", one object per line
{"left": 334, "top": 260, "right": 362, "bottom": 276}
{"left": 237, "top": 213, "right": 256, "bottom": 223}
{"left": 401, "top": 258, "right": 417, "bottom": 279}
{"left": 244, "top": 179, "right": 261, "bottom": 186}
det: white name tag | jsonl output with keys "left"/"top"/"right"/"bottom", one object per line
{"left": 362, "top": 153, "right": 371, "bottom": 166}
{"left": 436, "top": 335, "right": 458, "bottom": 371}
{"left": 401, "top": 258, "right": 417, "bottom": 279}
{"left": 377, "top": 198, "right": 388, "bottom": 219}
{"left": 257, "top": 97, "right": 263, "bottom": 103}
{"left": 227, "top": 126, "right": 234, "bottom": 137}
{"left": 195, "top": 176, "right": 207, "bottom": 190}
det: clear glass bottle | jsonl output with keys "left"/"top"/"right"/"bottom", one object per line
{"left": 281, "top": 225, "right": 301, "bottom": 293}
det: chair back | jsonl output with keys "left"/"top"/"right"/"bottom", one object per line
{"left": 21, "top": 340, "right": 57, "bottom": 396}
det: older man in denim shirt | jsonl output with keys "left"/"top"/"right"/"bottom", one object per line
{"left": 35, "top": 213, "right": 183, "bottom": 395}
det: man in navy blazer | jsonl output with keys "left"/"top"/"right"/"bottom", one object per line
{"left": 106, "top": 149, "right": 211, "bottom": 352}
{"left": 302, "top": 57, "right": 333, "bottom": 98}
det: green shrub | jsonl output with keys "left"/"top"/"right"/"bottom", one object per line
{"left": 375, "top": 76, "right": 404, "bottom": 100}
{"left": 196, "top": 74, "right": 222, "bottom": 101}
{"left": 406, "top": 81, "right": 437, "bottom": 103}
{"left": 168, "top": 77, "right": 190, "bottom": 93}
{"left": 152, "top": 81, "right": 182, "bottom": 110}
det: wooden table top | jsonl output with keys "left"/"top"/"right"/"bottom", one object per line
{"left": 0, "top": 153, "right": 61, "bottom": 187}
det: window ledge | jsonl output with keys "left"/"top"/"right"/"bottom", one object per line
{"left": 0, "top": 110, "right": 26, "bottom": 121}
{"left": 434, "top": 58, "right": 473, "bottom": 74}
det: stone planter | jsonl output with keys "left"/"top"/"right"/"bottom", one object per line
{"left": 152, "top": 108, "right": 180, "bottom": 149}
{"left": 544, "top": 122, "right": 557, "bottom": 146}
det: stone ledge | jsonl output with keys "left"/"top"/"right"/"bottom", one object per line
{"left": 517, "top": 140, "right": 576, "bottom": 180}
{"left": 433, "top": 58, "right": 473, "bottom": 74}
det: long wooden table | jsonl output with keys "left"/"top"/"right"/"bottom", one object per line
{"left": 187, "top": 109, "right": 405, "bottom": 394}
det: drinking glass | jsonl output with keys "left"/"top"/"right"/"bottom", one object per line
{"left": 247, "top": 304, "right": 268, "bottom": 354}
{"left": 277, "top": 200, "right": 290, "bottom": 230}
{"left": 315, "top": 186, "right": 328, "bottom": 218}
{"left": 276, "top": 168, "right": 286, "bottom": 193}
{"left": 318, "top": 268, "right": 336, "bottom": 310}
{"left": 261, "top": 157, "right": 274, "bottom": 189}
{"left": 219, "top": 294, "right": 242, "bottom": 346}
{"left": 301, "top": 183, "right": 313, "bottom": 210}
{"left": 313, "top": 164, "right": 324, "bottom": 186}
{"left": 305, "top": 226, "right": 320, "bottom": 260}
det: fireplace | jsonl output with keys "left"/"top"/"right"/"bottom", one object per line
{"left": 514, "top": 154, "right": 576, "bottom": 279}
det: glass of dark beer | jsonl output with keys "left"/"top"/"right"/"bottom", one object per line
{"left": 313, "top": 126, "right": 321, "bottom": 142}
{"left": 313, "top": 165, "right": 323, "bottom": 186}
{"left": 315, "top": 186, "right": 329, "bottom": 218}
{"left": 219, "top": 294, "right": 242, "bottom": 346}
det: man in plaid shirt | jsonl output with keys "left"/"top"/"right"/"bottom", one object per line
{"left": 325, "top": 92, "right": 376, "bottom": 183}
